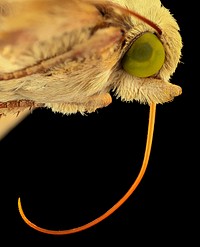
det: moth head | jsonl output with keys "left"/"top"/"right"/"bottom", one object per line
{"left": 110, "top": 0, "right": 183, "bottom": 104}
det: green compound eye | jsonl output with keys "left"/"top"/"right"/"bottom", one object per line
{"left": 122, "top": 32, "right": 165, "bottom": 78}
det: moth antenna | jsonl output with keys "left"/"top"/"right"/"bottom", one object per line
{"left": 18, "top": 103, "right": 156, "bottom": 235}
{"left": 110, "top": 3, "right": 162, "bottom": 34}
{"left": 93, "top": 1, "right": 162, "bottom": 35}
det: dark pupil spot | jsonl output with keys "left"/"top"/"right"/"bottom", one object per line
{"left": 132, "top": 43, "right": 152, "bottom": 62}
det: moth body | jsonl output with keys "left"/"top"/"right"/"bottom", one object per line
{"left": 0, "top": 0, "right": 182, "bottom": 115}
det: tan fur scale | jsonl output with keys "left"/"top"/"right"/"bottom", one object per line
{"left": 0, "top": 0, "right": 182, "bottom": 116}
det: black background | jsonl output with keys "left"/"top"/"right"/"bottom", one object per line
{"left": 0, "top": 1, "right": 198, "bottom": 245}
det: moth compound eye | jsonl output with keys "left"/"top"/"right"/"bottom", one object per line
{"left": 122, "top": 32, "right": 165, "bottom": 78}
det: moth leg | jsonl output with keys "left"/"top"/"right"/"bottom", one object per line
{"left": 84, "top": 93, "right": 112, "bottom": 111}
{"left": 0, "top": 100, "right": 44, "bottom": 116}
{"left": 45, "top": 93, "right": 112, "bottom": 115}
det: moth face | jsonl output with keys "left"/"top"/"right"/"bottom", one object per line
{"left": 110, "top": 0, "right": 182, "bottom": 104}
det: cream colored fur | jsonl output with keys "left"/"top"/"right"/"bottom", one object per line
{"left": 0, "top": 0, "right": 182, "bottom": 115}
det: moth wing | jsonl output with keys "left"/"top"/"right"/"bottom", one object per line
{"left": 0, "top": 0, "right": 124, "bottom": 105}
{"left": 0, "top": 0, "right": 104, "bottom": 54}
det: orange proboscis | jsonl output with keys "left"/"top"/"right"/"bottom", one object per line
{"left": 18, "top": 103, "right": 156, "bottom": 235}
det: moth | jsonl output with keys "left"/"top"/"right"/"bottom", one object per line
{"left": 0, "top": 0, "right": 182, "bottom": 235}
